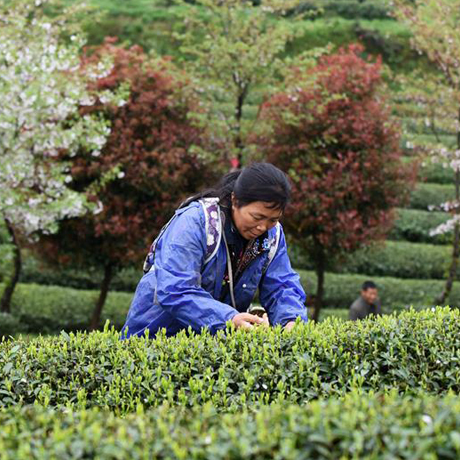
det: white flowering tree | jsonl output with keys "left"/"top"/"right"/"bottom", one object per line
{"left": 0, "top": 0, "right": 125, "bottom": 312}
{"left": 394, "top": 0, "right": 460, "bottom": 304}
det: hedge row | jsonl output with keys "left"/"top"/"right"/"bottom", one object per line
{"left": 2, "top": 220, "right": 454, "bottom": 296}
{"left": 339, "top": 240, "right": 453, "bottom": 279}
{"left": 418, "top": 160, "right": 454, "bottom": 185}
{"left": 297, "top": 269, "right": 460, "bottom": 309}
{"left": 409, "top": 182, "right": 455, "bottom": 210}
{"left": 15, "top": 252, "right": 141, "bottom": 292}
{"left": 299, "top": 0, "right": 391, "bottom": 19}
{"left": 2, "top": 392, "right": 460, "bottom": 459}
{"left": 0, "top": 267, "right": 458, "bottom": 335}
{"left": 0, "top": 283, "right": 131, "bottom": 333}
{"left": 291, "top": 240, "right": 454, "bottom": 280}
{"left": 401, "top": 154, "right": 454, "bottom": 184}
{"left": 288, "top": 18, "right": 417, "bottom": 72}
{"left": 0, "top": 305, "right": 348, "bottom": 338}
{"left": 0, "top": 308, "right": 459, "bottom": 413}
{"left": 389, "top": 208, "right": 451, "bottom": 245}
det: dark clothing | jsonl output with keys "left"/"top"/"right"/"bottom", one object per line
{"left": 349, "top": 296, "right": 382, "bottom": 321}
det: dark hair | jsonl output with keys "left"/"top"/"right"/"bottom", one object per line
{"left": 181, "top": 162, "right": 291, "bottom": 210}
{"left": 362, "top": 281, "right": 377, "bottom": 291}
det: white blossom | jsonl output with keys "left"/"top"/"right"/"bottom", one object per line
{"left": 0, "top": 1, "right": 124, "bottom": 236}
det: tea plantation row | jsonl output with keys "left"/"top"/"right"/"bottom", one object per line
{"left": 1, "top": 391, "right": 460, "bottom": 459}
{"left": 2, "top": 270, "right": 460, "bottom": 335}
{"left": 1, "top": 308, "right": 459, "bottom": 413}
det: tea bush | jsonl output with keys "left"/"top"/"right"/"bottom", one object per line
{"left": 297, "top": 271, "right": 460, "bottom": 308}
{"left": 19, "top": 255, "right": 140, "bottom": 292}
{"left": 409, "top": 183, "right": 454, "bottom": 210}
{"left": 389, "top": 208, "right": 451, "bottom": 245}
{"left": 1, "top": 391, "right": 460, "bottom": 459}
{"left": 0, "top": 314, "right": 22, "bottom": 339}
{"left": 0, "top": 308, "right": 459, "bottom": 413}
{"left": 0, "top": 272, "right": 458, "bottom": 336}
{"left": 1, "top": 283, "right": 131, "bottom": 333}
{"left": 418, "top": 160, "right": 453, "bottom": 184}
{"left": 291, "top": 240, "right": 453, "bottom": 279}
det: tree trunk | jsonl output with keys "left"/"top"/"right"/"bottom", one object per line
{"left": 0, "top": 219, "right": 22, "bottom": 314}
{"left": 89, "top": 264, "right": 113, "bottom": 331}
{"left": 436, "top": 106, "right": 460, "bottom": 305}
{"left": 312, "top": 255, "right": 325, "bottom": 322}
{"left": 233, "top": 80, "right": 249, "bottom": 167}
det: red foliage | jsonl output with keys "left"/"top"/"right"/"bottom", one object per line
{"left": 256, "top": 45, "right": 414, "bottom": 313}
{"left": 38, "top": 39, "right": 213, "bottom": 270}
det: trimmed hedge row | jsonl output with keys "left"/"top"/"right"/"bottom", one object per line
{"left": 0, "top": 308, "right": 459, "bottom": 413}
{"left": 2, "top": 392, "right": 460, "bottom": 459}
{"left": 403, "top": 155, "right": 454, "bottom": 185}
{"left": 291, "top": 240, "right": 453, "bottom": 280}
{"left": 409, "top": 182, "right": 455, "bottom": 210}
{"left": 17, "top": 251, "right": 141, "bottom": 292}
{"left": 1, "top": 266, "right": 459, "bottom": 336}
{"left": 297, "top": 270, "right": 460, "bottom": 309}
{"left": 288, "top": 18, "right": 417, "bottom": 72}
{"left": 1, "top": 283, "right": 131, "bottom": 333}
{"left": 389, "top": 208, "right": 451, "bottom": 245}
{"left": 299, "top": 0, "right": 391, "bottom": 19}
{"left": 419, "top": 160, "right": 454, "bottom": 185}
{"left": 338, "top": 241, "right": 452, "bottom": 279}
{"left": 0, "top": 314, "right": 21, "bottom": 339}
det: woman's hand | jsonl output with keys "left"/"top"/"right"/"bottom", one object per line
{"left": 232, "top": 313, "right": 265, "bottom": 330}
{"left": 261, "top": 313, "right": 270, "bottom": 327}
{"left": 284, "top": 321, "right": 296, "bottom": 332}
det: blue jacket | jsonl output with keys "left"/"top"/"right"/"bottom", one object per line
{"left": 121, "top": 201, "right": 307, "bottom": 337}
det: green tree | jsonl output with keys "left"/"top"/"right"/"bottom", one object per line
{"left": 174, "top": 0, "right": 317, "bottom": 166}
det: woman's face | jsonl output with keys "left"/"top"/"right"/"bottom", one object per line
{"left": 232, "top": 197, "right": 283, "bottom": 240}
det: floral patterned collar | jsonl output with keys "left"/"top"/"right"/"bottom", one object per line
{"left": 221, "top": 207, "right": 270, "bottom": 280}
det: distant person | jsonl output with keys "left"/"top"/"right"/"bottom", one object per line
{"left": 349, "top": 281, "right": 382, "bottom": 321}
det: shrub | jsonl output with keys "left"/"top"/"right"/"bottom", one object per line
{"left": 0, "top": 244, "right": 14, "bottom": 285}
{"left": 19, "top": 254, "right": 140, "bottom": 292}
{"left": 1, "top": 270, "right": 458, "bottom": 336}
{"left": 1, "top": 392, "right": 460, "bottom": 458}
{"left": 291, "top": 240, "right": 455, "bottom": 279}
{"left": 389, "top": 208, "right": 451, "bottom": 244}
{"left": 313, "top": 308, "right": 349, "bottom": 321}
{"left": 287, "top": 18, "right": 419, "bottom": 73}
{"left": 0, "top": 314, "right": 21, "bottom": 339}
{"left": 409, "top": 183, "right": 454, "bottom": 210}
{"left": 338, "top": 241, "right": 452, "bottom": 279}
{"left": 296, "top": 270, "right": 460, "bottom": 309}
{"left": 2, "top": 283, "right": 131, "bottom": 333}
{"left": 0, "top": 308, "right": 459, "bottom": 412}
{"left": 419, "top": 160, "right": 453, "bottom": 184}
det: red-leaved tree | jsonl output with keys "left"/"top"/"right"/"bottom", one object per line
{"left": 35, "top": 39, "right": 214, "bottom": 330}
{"left": 256, "top": 45, "right": 415, "bottom": 321}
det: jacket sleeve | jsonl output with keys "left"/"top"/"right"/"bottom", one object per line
{"left": 259, "top": 226, "right": 308, "bottom": 326}
{"left": 154, "top": 205, "right": 238, "bottom": 334}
